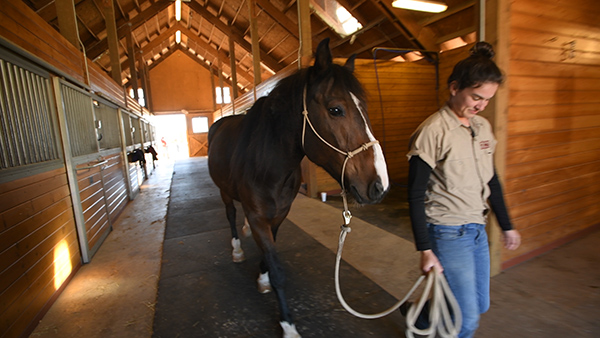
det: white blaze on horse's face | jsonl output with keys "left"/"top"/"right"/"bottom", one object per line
{"left": 350, "top": 92, "right": 390, "bottom": 191}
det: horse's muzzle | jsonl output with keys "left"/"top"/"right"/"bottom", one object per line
{"left": 350, "top": 177, "right": 388, "bottom": 205}
{"left": 368, "top": 177, "right": 388, "bottom": 203}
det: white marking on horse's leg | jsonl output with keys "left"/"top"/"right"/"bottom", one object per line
{"left": 231, "top": 238, "right": 245, "bottom": 263}
{"left": 280, "top": 321, "right": 301, "bottom": 338}
{"left": 257, "top": 271, "right": 272, "bottom": 294}
{"left": 350, "top": 92, "right": 390, "bottom": 191}
{"left": 242, "top": 218, "right": 252, "bottom": 237}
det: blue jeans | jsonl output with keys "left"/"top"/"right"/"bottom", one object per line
{"left": 428, "top": 223, "right": 490, "bottom": 338}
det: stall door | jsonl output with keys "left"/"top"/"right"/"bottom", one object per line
{"left": 56, "top": 80, "right": 112, "bottom": 261}
{"left": 187, "top": 113, "right": 211, "bottom": 157}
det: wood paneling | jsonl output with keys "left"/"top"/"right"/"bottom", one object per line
{"left": 186, "top": 113, "right": 212, "bottom": 157}
{"left": 0, "top": 1, "right": 83, "bottom": 83}
{"left": 502, "top": 0, "right": 600, "bottom": 263}
{"left": 102, "top": 153, "right": 128, "bottom": 223}
{"left": 0, "top": 0, "right": 130, "bottom": 113}
{"left": 354, "top": 58, "right": 441, "bottom": 185}
{"left": 75, "top": 162, "right": 110, "bottom": 253}
{"left": 0, "top": 168, "right": 80, "bottom": 337}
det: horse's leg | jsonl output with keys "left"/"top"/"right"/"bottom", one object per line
{"left": 220, "top": 191, "right": 245, "bottom": 263}
{"left": 250, "top": 218, "right": 300, "bottom": 338}
{"left": 242, "top": 217, "right": 252, "bottom": 237}
{"left": 255, "top": 218, "right": 284, "bottom": 293}
{"left": 257, "top": 259, "right": 272, "bottom": 294}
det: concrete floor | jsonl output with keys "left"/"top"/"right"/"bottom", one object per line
{"left": 30, "top": 157, "right": 600, "bottom": 337}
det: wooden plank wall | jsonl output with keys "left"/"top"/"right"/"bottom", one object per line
{"left": 502, "top": 0, "right": 600, "bottom": 265}
{"left": 0, "top": 168, "right": 80, "bottom": 337}
{"left": 102, "top": 152, "right": 129, "bottom": 224}
{"left": 353, "top": 58, "right": 439, "bottom": 185}
{"left": 0, "top": 3, "right": 152, "bottom": 337}
{"left": 0, "top": 1, "right": 84, "bottom": 84}
{"left": 0, "top": 1, "right": 134, "bottom": 114}
{"left": 75, "top": 162, "right": 110, "bottom": 254}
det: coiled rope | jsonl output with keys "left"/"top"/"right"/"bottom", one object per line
{"left": 334, "top": 223, "right": 462, "bottom": 338}
{"left": 300, "top": 84, "right": 461, "bottom": 337}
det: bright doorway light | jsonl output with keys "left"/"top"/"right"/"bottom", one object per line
{"left": 153, "top": 114, "right": 189, "bottom": 160}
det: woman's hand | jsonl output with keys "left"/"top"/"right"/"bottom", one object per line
{"left": 420, "top": 250, "right": 444, "bottom": 274}
{"left": 503, "top": 230, "right": 521, "bottom": 250}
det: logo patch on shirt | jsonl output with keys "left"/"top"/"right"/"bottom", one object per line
{"left": 480, "top": 140, "right": 491, "bottom": 150}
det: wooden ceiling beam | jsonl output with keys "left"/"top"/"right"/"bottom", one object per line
{"left": 186, "top": 0, "right": 283, "bottom": 72}
{"left": 255, "top": 0, "right": 299, "bottom": 40}
{"left": 119, "top": 22, "right": 254, "bottom": 85}
{"left": 139, "top": 45, "right": 236, "bottom": 90}
{"left": 178, "top": 24, "right": 254, "bottom": 84}
{"left": 87, "top": 0, "right": 171, "bottom": 59}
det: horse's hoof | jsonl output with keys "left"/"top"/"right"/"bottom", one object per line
{"left": 257, "top": 272, "right": 272, "bottom": 294}
{"left": 232, "top": 250, "right": 245, "bottom": 263}
{"left": 280, "top": 321, "right": 301, "bottom": 338}
{"left": 231, "top": 238, "right": 245, "bottom": 263}
{"left": 242, "top": 221, "right": 252, "bottom": 237}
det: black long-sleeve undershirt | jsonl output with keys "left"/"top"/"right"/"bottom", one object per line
{"left": 407, "top": 156, "right": 514, "bottom": 251}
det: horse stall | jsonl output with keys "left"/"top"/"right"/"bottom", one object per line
{"left": 0, "top": 2, "right": 155, "bottom": 336}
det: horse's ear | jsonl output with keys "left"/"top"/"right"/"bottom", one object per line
{"left": 313, "top": 38, "right": 332, "bottom": 74}
{"left": 344, "top": 54, "right": 357, "bottom": 72}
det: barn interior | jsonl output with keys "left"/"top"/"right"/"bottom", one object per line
{"left": 0, "top": 0, "right": 599, "bottom": 337}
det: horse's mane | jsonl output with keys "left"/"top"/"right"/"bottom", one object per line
{"left": 232, "top": 61, "right": 366, "bottom": 181}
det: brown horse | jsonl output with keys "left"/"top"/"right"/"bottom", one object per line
{"left": 207, "top": 38, "right": 389, "bottom": 337}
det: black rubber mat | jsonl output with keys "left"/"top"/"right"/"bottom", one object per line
{"left": 153, "top": 157, "right": 407, "bottom": 337}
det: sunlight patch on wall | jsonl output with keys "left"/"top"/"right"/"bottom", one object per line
{"left": 53, "top": 240, "right": 72, "bottom": 290}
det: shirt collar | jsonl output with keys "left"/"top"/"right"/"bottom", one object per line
{"left": 440, "top": 105, "right": 464, "bottom": 131}
{"left": 440, "top": 105, "right": 483, "bottom": 136}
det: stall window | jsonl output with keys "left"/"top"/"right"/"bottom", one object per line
{"left": 191, "top": 117, "right": 209, "bottom": 133}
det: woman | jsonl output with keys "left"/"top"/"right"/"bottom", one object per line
{"left": 406, "top": 42, "right": 521, "bottom": 338}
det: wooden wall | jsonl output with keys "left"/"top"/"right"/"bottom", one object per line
{"left": 186, "top": 112, "right": 213, "bottom": 157}
{"left": 501, "top": 0, "right": 600, "bottom": 266}
{"left": 0, "top": 2, "right": 153, "bottom": 337}
{"left": 75, "top": 162, "right": 111, "bottom": 253}
{"left": 0, "top": 168, "right": 80, "bottom": 338}
{"left": 149, "top": 49, "right": 222, "bottom": 113}
{"left": 354, "top": 58, "right": 439, "bottom": 185}
{"left": 101, "top": 152, "right": 129, "bottom": 224}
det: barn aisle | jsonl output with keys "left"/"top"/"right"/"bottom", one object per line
{"left": 151, "top": 157, "right": 408, "bottom": 337}
{"left": 29, "top": 157, "right": 599, "bottom": 338}
{"left": 30, "top": 160, "right": 173, "bottom": 338}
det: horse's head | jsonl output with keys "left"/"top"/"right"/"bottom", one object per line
{"left": 303, "top": 39, "right": 389, "bottom": 204}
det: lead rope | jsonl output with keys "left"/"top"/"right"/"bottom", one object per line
{"left": 300, "top": 86, "right": 462, "bottom": 337}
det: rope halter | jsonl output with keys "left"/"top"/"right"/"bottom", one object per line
{"left": 300, "top": 85, "right": 379, "bottom": 224}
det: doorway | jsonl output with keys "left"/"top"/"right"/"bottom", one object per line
{"left": 152, "top": 114, "right": 189, "bottom": 161}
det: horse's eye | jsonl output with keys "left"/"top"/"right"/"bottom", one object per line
{"left": 328, "top": 106, "right": 345, "bottom": 117}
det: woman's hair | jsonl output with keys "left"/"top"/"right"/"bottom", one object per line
{"left": 447, "top": 41, "right": 504, "bottom": 90}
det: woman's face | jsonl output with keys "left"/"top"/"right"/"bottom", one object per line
{"left": 448, "top": 81, "right": 499, "bottom": 124}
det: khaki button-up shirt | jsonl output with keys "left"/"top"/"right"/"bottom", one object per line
{"left": 407, "top": 106, "right": 496, "bottom": 226}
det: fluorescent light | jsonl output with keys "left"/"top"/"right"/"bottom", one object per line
{"left": 175, "top": 30, "right": 181, "bottom": 44}
{"left": 392, "top": 0, "right": 448, "bottom": 13}
{"left": 175, "top": 0, "right": 181, "bottom": 21}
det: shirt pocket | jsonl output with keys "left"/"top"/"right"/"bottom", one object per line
{"left": 438, "top": 157, "right": 476, "bottom": 189}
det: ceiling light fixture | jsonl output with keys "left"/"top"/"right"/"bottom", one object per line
{"left": 175, "top": 30, "right": 181, "bottom": 44}
{"left": 392, "top": 0, "right": 448, "bottom": 13}
{"left": 175, "top": 0, "right": 182, "bottom": 21}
